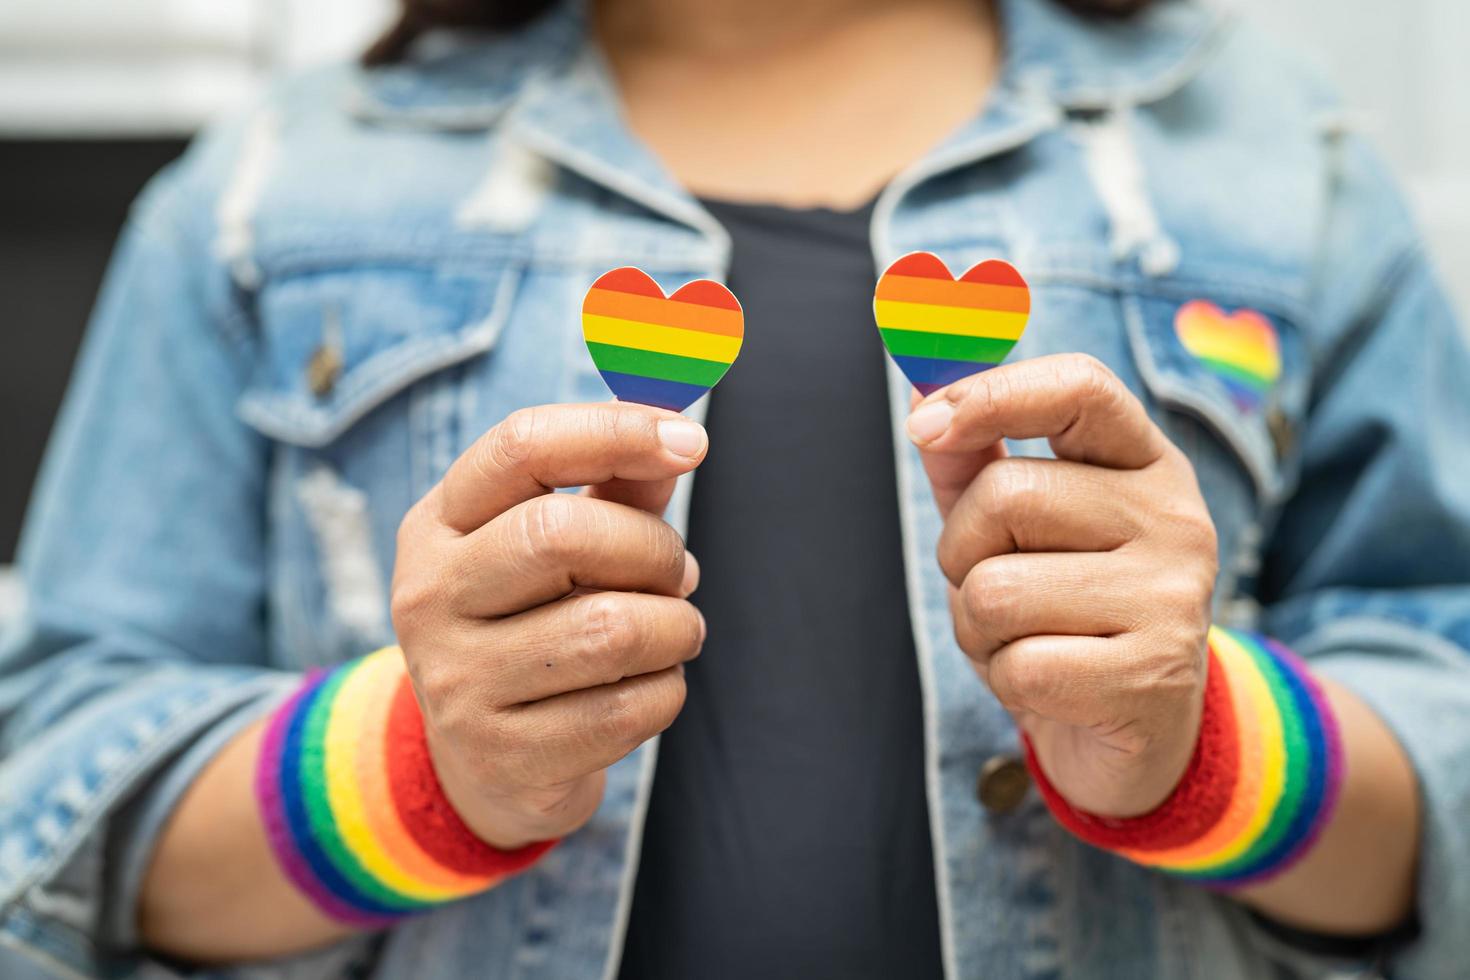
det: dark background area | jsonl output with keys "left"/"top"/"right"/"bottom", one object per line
{"left": 1, "top": 139, "right": 186, "bottom": 562}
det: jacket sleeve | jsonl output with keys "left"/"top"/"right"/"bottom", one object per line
{"left": 0, "top": 130, "right": 302, "bottom": 975}
{"left": 1255, "top": 132, "right": 1470, "bottom": 980}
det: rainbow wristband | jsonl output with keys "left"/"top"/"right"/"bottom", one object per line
{"left": 255, "top": 647, "right": 556, "bottom": 926}
{"left": 1025, "top": 626, "right": 1343, "bottom": 888}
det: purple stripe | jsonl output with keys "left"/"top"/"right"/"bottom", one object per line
{"left": 891, "top": 354, "right": 998, "bottom": 392}
{"left": 1261, "top": 638, "right": 1345, "bottom": 867}
{"left": 255, "top": 671, "right": 400, "bottom": 929}
{"left": 600, "top": 371, "right": 709, "bottom": 412}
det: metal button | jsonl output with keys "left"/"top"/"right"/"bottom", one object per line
{"left": 306, "top": 344, "right": 341, "bottom": 398}
{"left": 976, "top": 754, "right": 1030, "bottom": 814}
{"left": 306, "top": 304, "right": 344, "bottom": 398}
{"left": 1266, "top": 405, "right": 1294, "bottom": 460}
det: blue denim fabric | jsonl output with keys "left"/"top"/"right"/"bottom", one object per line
{"left": 3, "top": 1, "right": 1468, "bottom": 977}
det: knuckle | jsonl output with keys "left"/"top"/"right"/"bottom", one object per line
{"left": 962, "top": 561, "right": 1021, "bottom": 627}
{"left": 520, "top": 493, "right": 583, "bottom": 561}
{"left": 390, "top": 576, "right": 440, "bottom": 636}
{"left": 1068, "top": 353, "right": 1119, "bottom": 399}
{"left": 485, "top": 407, "right": 539, "bottom": 472}
{"left": 979, "top": 458, "right": 1046, "bottom": 516}
{"left": 991, "top": 650, "right": 1047, "bottom": 708}
{"left": 578, "top": 594, "right": 637, "bottom": 676}
{"left": 594, "top": 684, "right": 648, "bottom": 744}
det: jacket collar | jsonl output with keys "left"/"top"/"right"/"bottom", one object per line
{"left": 349, "top": 0, "right": 1230, "bottom": 128}
{"left": 997, "top": 0, "right": 1229, "bottom": 109}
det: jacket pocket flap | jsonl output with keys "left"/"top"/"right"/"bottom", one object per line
{"left": 238, "top": 265, "right": 519, "bottom": 447}
{"left": 1123, "top": 290, "right": 1306, "bottom": 504}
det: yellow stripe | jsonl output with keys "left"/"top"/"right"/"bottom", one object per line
{"left": 1177, "top": 327, "right": 1280, "bottom": 379}
{"left": 873, "top": 299, "right": 1028, "bottom": 339}
{"left": 324, "top": 649, "right": 459, "bottom": 902}
{"left": 1165, "top": 630, "right": 1287, "bottom": 870}
{"left": 582, "top": 314, "right": 742, "bottom": 363}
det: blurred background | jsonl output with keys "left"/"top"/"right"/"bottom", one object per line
{"left": 0, "top": 2, "right": 1465, "bottom": 975}
{"left": 1, "top": 0, "right": 1468, "bottom": 619}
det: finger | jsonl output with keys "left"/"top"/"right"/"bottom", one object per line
{"left": 936, "top": 457, "right": 1149, "bottom": 586}
{"left": 954, "top": 552, "right": 1151, "bottom": 663}
{"left": 497, "top": 666, "right": 687, "bottom": 786}
{"left": 585, "top": 476, "right": 679, "bottom": 517}
{"left": 434, "top": 403, "right": 708, "bottom": 533}
{"left": 455, "top": 494, "right": 690, "bottom": 617}
{"left": 907, "top": 353, "right": 1169, "bottom": 471}
{"left": 906, "top": 388, "right": 1005, "bottom": 518}
{"left": 982, "top": 634, "right": 1127, "bottom": 727}
{"left": 476, "top": 592, "right": 705, "bottom": 705}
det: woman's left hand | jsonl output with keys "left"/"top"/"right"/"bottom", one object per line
{"left": 905, "top": 353, "right": 1220, "bottom": 817}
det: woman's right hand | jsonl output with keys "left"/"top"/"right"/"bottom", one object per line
{"left": 390, "top": 403, "right": 709, "bottom": 849}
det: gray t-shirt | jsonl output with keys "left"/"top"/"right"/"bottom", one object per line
{"left": 618, "top": 199, "right": 943, "bottom": 979}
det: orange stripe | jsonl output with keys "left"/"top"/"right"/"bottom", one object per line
{"left": 584, "top": 288, "right": 744, "bottom": 337}
{"left": 1121, "top": 644, "right": 1266, "bottom": 866}
{"left": 356, "top": 672, "right": 495, "bottom": 892}
{"left": 874, "top": 275, "right": 1031, "bottom": 313}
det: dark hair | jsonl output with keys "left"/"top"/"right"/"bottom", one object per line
{"left": 365, "top": 0, "right": 1155, "bottom": 65}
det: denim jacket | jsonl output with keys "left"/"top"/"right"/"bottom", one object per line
{"left": 4, "top": 1, "right": 1470, "bottom": 977}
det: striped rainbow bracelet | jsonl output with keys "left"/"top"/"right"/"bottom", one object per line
{"left": 1025, "top": 626, "right": 1344, "bottom": 888}
{"left": 255, "top": 647, "right": 556, "bottom": 927}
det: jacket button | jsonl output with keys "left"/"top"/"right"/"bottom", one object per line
{"left": 306, "top": 342, "right": 342, "bottom": 398}
{"left": 976, "top": 754, "right": 1030, "bottom": 814}
{"left": 1266, "top": 406, "right": 1294, "bottom": 459}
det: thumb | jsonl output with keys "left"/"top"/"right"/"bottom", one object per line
{"left": 905, "top": 389, "right": 1006, "bottom": 518}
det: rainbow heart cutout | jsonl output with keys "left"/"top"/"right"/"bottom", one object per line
{"left": 873, "top": 252, "right": 1031, "bottom": 395}
{"left": 1173, "top": 300, "right": 1281, "bottom": 411}
{"left": 582, "top": 267, "right": 744, "bottom": 412}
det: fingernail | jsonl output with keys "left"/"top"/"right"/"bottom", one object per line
{"left": 695, "top": 608, "right": 707, "bottom": 645}
{"left": 681, "top": 551, "right": 701, "bottom": 596}
{"left": 907, "top": 401, "right": 954, "bottom": 444}
{"left": 658, "top": 419, "right": 707, "bottom": 458}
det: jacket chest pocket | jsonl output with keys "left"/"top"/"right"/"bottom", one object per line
{"left": 237, "top": 262, "right": 522, "bottom": 666}
{"left": 1120, "top": 288, "right": 1311, "bottom": 609}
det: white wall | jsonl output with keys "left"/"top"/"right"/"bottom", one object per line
{"left": 0, "top": 0, "right": 394, "bottom": 136}
{"left": 1235, "top": 0, "right": 1470, "bottom": 316}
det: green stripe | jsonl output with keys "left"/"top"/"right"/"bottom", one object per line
{"left": 586, "top": 342, "right": 730, "bottom": 386}
{"left": 878, "top": 328, "right": 1017, "bottom": 363}
{"left": 301, "top": 662, "right": 427, "bottom": 910}
{"left": 1196, "top": 356, "right": 1271, "bottom": 391}
{"left": 1175, "top": 636, "right": 1308, "bottom": 879}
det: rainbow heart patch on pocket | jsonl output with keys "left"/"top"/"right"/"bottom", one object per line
{"left": 1173, "top": 300, "right": 1281, "bottom": 411}
{"left": 582, "top": 267, "right": 744, "bottom": 412}
{"left": 873, "top": 252, "right": 1030, "bottom": 395}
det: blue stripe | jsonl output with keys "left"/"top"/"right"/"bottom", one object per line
{"left": 891, "top": 355, "right": 998, "bottom": 393}
{"left": 279, "top": 674, "right": 413, "bottom": 917}
{"left": 1186, "top": 634, "right": 1328, "bottom": 886}
{"left": 600, "top": 370, "right": 709, "bottom": 412}
{"left": 1217, "top": 375, "right": 1264, "bottom": 412}
{"left": 1211, "top": 636, "right": 1328, "bottom": 884}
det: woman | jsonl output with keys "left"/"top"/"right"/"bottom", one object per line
{"left": 2, "top": 0, "right": 1467, "bottom": 976}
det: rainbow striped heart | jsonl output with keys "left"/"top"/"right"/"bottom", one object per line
{"left": 1173, "top": 300, "right": 1281, "bottom": 411}
{"left": 582, "top": 267, "right": 744, "bottom": 412}
{"left": 873, "top": 252, "right": 1031, "bottom": 395}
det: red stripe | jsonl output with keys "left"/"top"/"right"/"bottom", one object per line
{"left": 883, "top": 252, "right": 953, "bottom": 279}
{"left": 384, "top": 676, "right": 557, "bottom": 876}
{"left": 960, "top": 259, "right": 1026, "bottom": 288}
{"left": 590, "top": 267, "right": 664, "bottom": 298}
{"left": 670, "top": 279, "right": 741, "bottom": 311}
